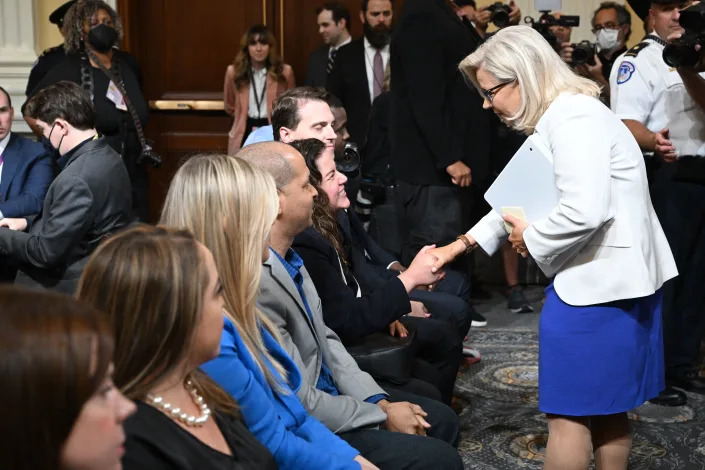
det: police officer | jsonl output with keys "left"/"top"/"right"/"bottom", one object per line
{"left": 610, "top": 0, "right": 705, "bottom": 407}
{"left": 24, "top": 1, "right": 76, "bottom": 97}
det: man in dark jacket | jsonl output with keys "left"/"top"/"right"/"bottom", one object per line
{"left": 390, "top": 0, "right": 491, "bottom": 265}
{"left": 0, "top": 81, "right": 132, "bottom": 294}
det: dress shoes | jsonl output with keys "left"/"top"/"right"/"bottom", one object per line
{"left": 648, "top": 386, "right": 687, "bottom": 407}
{"left": 667, "top": 368, "right": 705, "bottom": 394}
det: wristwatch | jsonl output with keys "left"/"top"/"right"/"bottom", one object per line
{"left": 456, "top": 234, "right": 476, "bottom": 255}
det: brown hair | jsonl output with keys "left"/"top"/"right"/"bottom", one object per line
{"left": 289, "top": 138, "right": 346, "bottom": 262}
{"left": 76, "top": 224, "right": 237, "bottom": 414}
{"left": 272, "top": 87, "right": 330, "bottom": 141}
{"left": 0, "top": 286, "right": 112, "bottom": 470}
{"left": 233, "top": 24, "right": 285, "bottom": 90}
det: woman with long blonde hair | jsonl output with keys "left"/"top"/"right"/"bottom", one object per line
{"left": 160, "top": 154, "right": 375, "bottom": 470}
{"left": 430, "top": 26, "right": 676, "bottom": 470}
{"left": 77, "top": 225, "right": 276, "bottom": 469}
{"left": 225, "top": 25, "right": 296, "bottom": 153}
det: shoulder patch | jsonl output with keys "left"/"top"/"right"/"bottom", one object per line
{"left": 617, "top": 61, "right": 636, "bottom": 84}
{"left": 625, "top": 41, "right": 650, "bottom": 58}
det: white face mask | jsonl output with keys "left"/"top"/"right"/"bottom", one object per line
{"left": 596, "top": 28, "right": 621, "bottom": 51}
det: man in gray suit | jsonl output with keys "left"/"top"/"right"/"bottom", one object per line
{"left": 240, "top": 141, "right": 462, "bottom": 470}
{"left": 0, "top": 81, "right": 132, "bottom": 294}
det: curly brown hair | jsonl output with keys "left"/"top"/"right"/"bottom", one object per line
{"left": 233, "top": 25, "right": 286, "bottom": 90}
{"left": 62, "top": 0, "right": 123, "bottom": 54}
{"left": 289, "top": 139, "right": 347, "bottom": 263}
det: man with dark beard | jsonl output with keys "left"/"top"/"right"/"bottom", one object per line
{"left": 326, "top": 0, "right": 392, "bottom": 151}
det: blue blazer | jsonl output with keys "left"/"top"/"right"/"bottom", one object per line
{"left": 0, "top": 134, "right": 53, "bottom": 218}
{"left": 201, "top": 317, "right": 360, "bottom": 470}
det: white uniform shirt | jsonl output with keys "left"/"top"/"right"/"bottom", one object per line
{"left": 363, "top": 38, "right": 389, "bottom": 103}
{"left": 247, "top": 67, "right": 268, "bottom": 119}
{"left": 610, "top": 34, "right": 705, "bottom": 157}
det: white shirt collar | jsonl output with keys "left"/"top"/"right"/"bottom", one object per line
{"left": 331, "top": 36, "right": 352, "bottom": 53}
{"left": 363, "top": 37, "right": 390, "bottom": 53}
{"left": 252, "top": 67, "right": 267, "bottom": 77}
{"left": 0, "top": 132, "right": 11, "bottom": 156}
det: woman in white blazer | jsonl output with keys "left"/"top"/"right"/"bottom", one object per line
{"left": 430, "top": 26, "right": 677, "bottom": 470}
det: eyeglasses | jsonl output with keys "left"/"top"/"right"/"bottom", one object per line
{"left": 481, "top": 79, "right": 516, "bottom": 103}
{"left": 592, "top": 22, "right": 620, "bottom": 33}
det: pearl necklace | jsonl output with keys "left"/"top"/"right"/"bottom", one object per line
{"left": 146, "top": 380, "right": 212, "bottom": 427}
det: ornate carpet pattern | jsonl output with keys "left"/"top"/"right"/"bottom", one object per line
{"left": 454, "top": 329, "right": 705, "bottom": 470}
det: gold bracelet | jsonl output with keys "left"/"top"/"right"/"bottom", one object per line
{"left": 456, "top": 234, "right": 476, "bottom": 254}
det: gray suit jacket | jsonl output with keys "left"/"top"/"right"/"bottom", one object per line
{"left": 0, "top": 138, "right": 132, "bottom": 294}
{"left": 259, "top": 249, "right": 387, "bottom": 433}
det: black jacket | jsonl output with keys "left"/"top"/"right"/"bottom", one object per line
{"left": 0, "top": 138, "right": 133, "bottom": 294}
{"left": 293, "top": 226, "right": 410, "bottom": 344}
{"left": 305, "top": 45, "right": 329, "bottom": 88}
{"left": 390, "top": 0, "right": 492, "bottom": 186}
{"left": 326, "top": 39, "right": 373, "bottom": 149}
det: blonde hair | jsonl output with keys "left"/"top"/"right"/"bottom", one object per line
{"left": 459, "top": 25, "right": 601, "bottom": 134}
{"left": 159, "top": 154, "right": 288, "bottom": 389}
{"left": 77, "top": 225, "right": 238, "bottom": 414}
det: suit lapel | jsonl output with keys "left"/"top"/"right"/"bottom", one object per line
{"left": 266, "top": 75, "right": 278, "bottom": 118}
{"left": 0, "top": 134, "right": 20, "bottom": 201}
{"left": 264, "top": 253, "right": 318, "bottom": 335}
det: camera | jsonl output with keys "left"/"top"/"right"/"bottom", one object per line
{"left": 487, "top": 2, "right": 512, "bottom": 28}
{"left": 336, "top": 141, "right": 361, "bottom": 174}
{"left": 525, "top": 11, "right": 580, "bottom": 50}
{"left": 663, "top": 2, "right": 705, "bottom": 68}
{"left": 571, "top": 40, "right": 597, "bottom": 66}
{"left": 137, "top": 143, "right": 162, "bottom": 168}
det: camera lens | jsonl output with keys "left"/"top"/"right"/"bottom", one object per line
{"left": 337, "top": 142, "right": 361, "bottom": 174}
{"left": 663, "top": 38, "right": 700, "bottom": 68}
{"left": 492, "top": 10, "right": 510, "bottom": 27}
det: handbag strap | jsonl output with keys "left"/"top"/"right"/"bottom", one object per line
{"left": 82, "top": 48, "right": 150, "bottom": 159}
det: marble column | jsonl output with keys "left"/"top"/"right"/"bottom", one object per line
{"left": 0, "top": 0, "right": 38, "bottom": 133}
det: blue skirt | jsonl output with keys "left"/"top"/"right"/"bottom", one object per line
{"left": 538, "top": 284, "right": 665, "bottom": 416}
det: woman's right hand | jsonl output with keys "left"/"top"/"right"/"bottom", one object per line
{"left": 354, "top": 455, "right": 380, "bottom": 470}
{"left": 427, "top": 237, "right": 474, "bottom": 273}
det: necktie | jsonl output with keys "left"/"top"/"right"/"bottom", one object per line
{"left": 327, "top": 48, "right": 337, "bottom": 74}
{"left": 373, "top": 50, "right": 383, "bottom": 99}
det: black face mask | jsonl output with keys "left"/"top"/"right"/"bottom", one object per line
{"left": 87, "top": 24, "right": 117, "bottom": 53}
{"left": 41, "top": 123, "right": 63, "bottom": 160}
{"left": 363, "top": 22, "right": 392, "bottom": 49}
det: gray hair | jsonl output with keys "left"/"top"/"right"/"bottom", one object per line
{"left": 459, "top": 25, "right": 601, "bottom": 134}
{"left": 236, "top": 142, "right": 296, "bottom": 190}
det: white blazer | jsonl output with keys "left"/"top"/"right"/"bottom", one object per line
{"left": 468, "top": 93, "right": 677, "bottom": 306}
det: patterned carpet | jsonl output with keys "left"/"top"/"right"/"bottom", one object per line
{"left": 453, "top": 288, "right": 705, "bottom": 470}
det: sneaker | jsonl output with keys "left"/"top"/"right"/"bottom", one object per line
{"left": 462, "top": 345, "right": 481, "bottom": 359}
{"left": 470, "top": 309, "right": 487, "bottom": 327}
{"left": 507, "top": 285, "right": 534, "bottom": 313}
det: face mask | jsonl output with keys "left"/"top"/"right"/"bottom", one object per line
{"left": 87, "top": 23, "right": 118, "bottom": 53}
{"left": 596, "top": 28, "right": 620, "bottom": 51}
{"left": 42, "top": 122, "right": 64, "bottom": 159}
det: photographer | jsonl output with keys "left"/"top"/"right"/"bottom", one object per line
{"left": 567, "top": 3, "right": 631, "bottom": 99}
{"left": 453, "top": 0, "right": 521, "bottom": 38}
{"left": 610, "top": 0, "right": 705, "bottom": 407}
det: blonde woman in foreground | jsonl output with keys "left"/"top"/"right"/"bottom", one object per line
{"left": 429, "top": 26, "right": 677, "bottom": 470}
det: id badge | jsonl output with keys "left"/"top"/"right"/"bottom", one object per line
{"left": 106, "top": 81, "right": 127, "bottom": 111}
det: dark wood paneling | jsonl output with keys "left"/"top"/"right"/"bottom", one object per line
{"left": 118, "top": 0, "right": 266, "bottom": 221}
{"left": 273, "top": 0, "right": 366, "bottom": 82}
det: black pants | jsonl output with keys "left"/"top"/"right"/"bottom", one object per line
{"left": 394, "top": 182, "right": 471, "bottom": 265}
{"left": 401, "top": 316, "right": 462, "bottom": 405}
{"left": 650, "top": 160, "right": 705, "bottom": 373}
{"left": 410, "top": 269, "right": 473, "bottom": 341}
{"left": 338, "top": 388, "right": 462, "bottom": 470}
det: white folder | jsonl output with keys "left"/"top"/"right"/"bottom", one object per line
{"left": 484, "top": 134, "right": 559, "bottom": 223}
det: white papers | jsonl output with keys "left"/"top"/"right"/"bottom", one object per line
{"left": 484, "top": 134, "right": 559, "bottom": 225}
